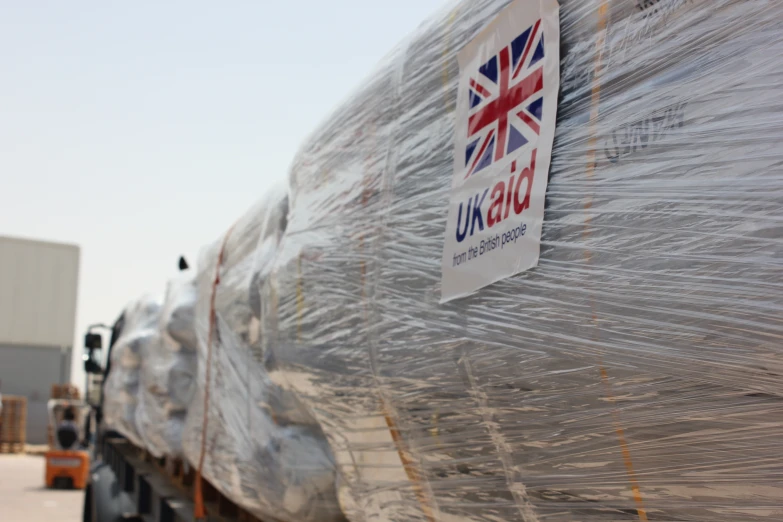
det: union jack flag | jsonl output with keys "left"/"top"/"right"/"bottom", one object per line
{"left": 464, "top": 19, "right": 545, "bottom": 179}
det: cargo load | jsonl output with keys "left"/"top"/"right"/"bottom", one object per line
{"left": 103, "top": 295, "right": 162, "bottom": 449}
{"left": 136, "top": 274, "right": 198, "bottom": 458}
{"left": 99, "top": 0, "right": 783, "bottom": 521}
{"left": 181, "top": 186, "right": 345, "bottom": 522}
{"left": 255, "top": 0, "right": 783, "bottom": 521}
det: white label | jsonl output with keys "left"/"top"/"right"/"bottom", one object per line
{"left": 440, "top": 0, "right": 561, "bottom": 303}
{"left": 49, "top": 457, "right": 82, "bottom": 468}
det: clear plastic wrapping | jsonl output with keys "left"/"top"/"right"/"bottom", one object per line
{"left": 182, "top": 185, "right": 345, "bottom": 522}
{"left": 136, "top": 275, "right": 198, "bottom": 458}
{"left": 98, "top": 0, "right": 783, "bottom": 520}
{"left": 103, "top": 295, "right": 162, "bottom": 449}
{"left": 258, "top": 1, "right": 783, "bottom": 521}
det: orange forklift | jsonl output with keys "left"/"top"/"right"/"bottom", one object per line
{"left": 44, "top": 398, "right": 90, "bottom": 489}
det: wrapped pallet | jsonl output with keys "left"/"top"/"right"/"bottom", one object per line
{"left": 181, "top": 185, "right": 345, "bottom": 522}
{"left": 160, "top": 273, "right": 199, "bottom": 411}
{"left": 260, "top": 0, "right": 783, "bottom": 521}
{"left": 103, "top": 295, "right": 162, "bottom": 449}
{"left": 136, "top": 274, "right": 198, "bottom": 458}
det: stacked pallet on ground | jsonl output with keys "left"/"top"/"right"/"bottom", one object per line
{"left": 0, "top": 395, "right": 27, "bottom": 453}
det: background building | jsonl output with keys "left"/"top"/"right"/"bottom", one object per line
{"left": 0, "top": 236, "right": 80, "bottom": 444}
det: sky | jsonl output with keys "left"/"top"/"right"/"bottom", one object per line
{"left": 0, "top": 0, "right": 448, "bottom": 389}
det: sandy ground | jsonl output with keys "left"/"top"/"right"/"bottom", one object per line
{"left": 0, "top": 454, "right": 83, "bottom": 522}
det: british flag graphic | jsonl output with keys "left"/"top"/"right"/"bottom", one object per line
{"left": 464, "top": 19, "right": 545, "bottom": 179}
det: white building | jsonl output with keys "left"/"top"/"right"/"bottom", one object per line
{"left": 0, "top": 235, "right": 80, "bottom": 444}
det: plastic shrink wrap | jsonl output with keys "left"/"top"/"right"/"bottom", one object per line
{"left": 103, "top": 295, "right": 162, "bottom": 449}
{"left": 136, "top": 274, "right": 198, "bottom": 458}
{"left": 259, "top": 0, "right": 783, "bottom": 521}
{"left": 182, "top": 185, "right": 345, "bottom": 522}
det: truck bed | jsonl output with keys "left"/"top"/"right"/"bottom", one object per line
{"left": 99, "top": 437, "right": 266, "bottom": 522}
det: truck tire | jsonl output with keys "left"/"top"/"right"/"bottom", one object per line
{"left": 86, "top": 461, "right": 136, "bottom": 522}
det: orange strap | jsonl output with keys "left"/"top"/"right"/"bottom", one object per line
{"left": 194, "top": 225, "right": 236, "bottom": 520}
{"left": 582, "top": 3, "right": 648, "bottom": 521}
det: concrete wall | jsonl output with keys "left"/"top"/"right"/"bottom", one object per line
{"left": 0, "top": 236, "right": 80, "bottom": 348}
{"left": 0, "top": 344, "right": 71, "bottom": 444}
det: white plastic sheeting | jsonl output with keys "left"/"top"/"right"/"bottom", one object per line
{"left": 136, "top": 275, "right": 198, "bottom": 458}
{"left": 103, "top": 295, "right": 161, "bottom": 449}
{"left": 102, "top": 0, "right": 783, "bottom": 521}
{"left": 181, "top": 185, "right": 345, "bottom": 522}
{"left": 258, "top": 0, "right": 783, "bottom": 521}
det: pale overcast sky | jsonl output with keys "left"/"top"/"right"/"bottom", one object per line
{"left": 0, "top": 0, "right": 447, "bottom": 386}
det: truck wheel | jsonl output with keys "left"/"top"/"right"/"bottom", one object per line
{"left": 82, "top": 482, "right": 93, "bottom": 522}
{"left": 88, "top": 462, "right": 135, "bottom": 522}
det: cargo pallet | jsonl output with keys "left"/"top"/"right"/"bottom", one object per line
{"left": 0, "top": 395, "right": 27, "bottom": 453}
{"left": 0, "top": 442, "right": 25, "bottom": 454}
{"left": 103, "top": 437, "right": 266, "bottom": 522}
{"left": 51, "top": 384, "right": 80, "bottom": 400}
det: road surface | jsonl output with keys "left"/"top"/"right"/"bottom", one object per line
{"left": 0, "top": 454, "right": 83, "bottom": 522}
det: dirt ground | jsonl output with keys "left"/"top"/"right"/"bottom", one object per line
{"left": 0, "top": 454, "right": 83, "bottom": 522}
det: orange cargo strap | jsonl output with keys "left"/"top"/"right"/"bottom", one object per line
{"left": 582, "top": 2, "right": 648, "bottom": 521}
{"left": 194, "top": 224, "right": 236, "bottom": 520}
